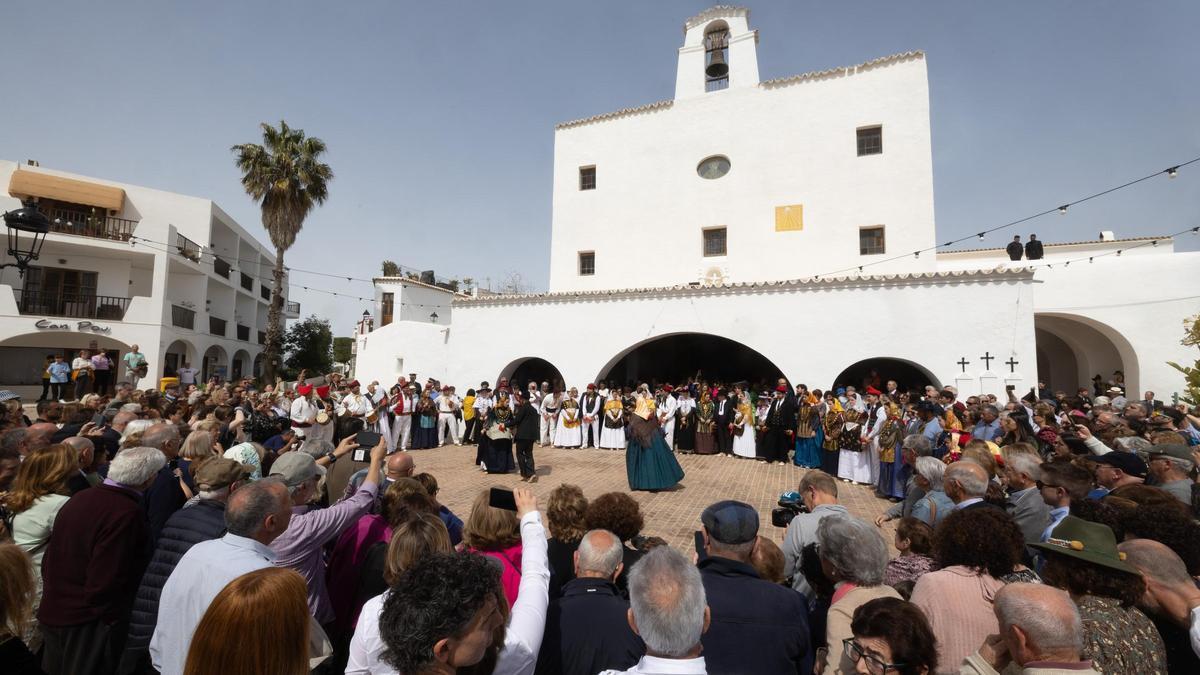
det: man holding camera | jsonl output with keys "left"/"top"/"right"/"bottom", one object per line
{"left": 781, "top": 471, "right": 848, "bottom": 605}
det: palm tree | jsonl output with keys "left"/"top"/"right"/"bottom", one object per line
{"left": 232, "top": 120, "right": 333, "bottom": 381}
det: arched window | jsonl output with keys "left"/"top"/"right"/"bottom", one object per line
{"left": 704, "top": 21, "right": 729, "bottom": 92}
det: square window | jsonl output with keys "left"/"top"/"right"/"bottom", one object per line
{"left": 857, "top": 126, "right": 882, "bottom": 156}
{"left": 703, "top": 227, "right": 727, "bottom": 257}
{"left": 579, "top": 166, "right": 596, "bottom": 190}
{"left": 860, "top": 226, "right": 886, "bottom": 255}
{"left": 578, "top": 251, "right": 595, "bottom": 276}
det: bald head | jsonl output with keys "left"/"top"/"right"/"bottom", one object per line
{"left": 62, "top": 436, "right": 95, "bottom": 468}
{"left": 26, "top": 423, "right": 58, "bottom": 451}
{"left": 111, "top": 411, "right": 137, "bottom": 433}
{"left": 385, "top": 452, "right": 414, "bottom": 480}
{"left": 1119, "top": 539, "right": 1193, "bottom": 588}
{"left": 140, "top": 423, "right": 180, "bottom": 458}
{"left": 945, "top": 460, "right": 989, "bottom": 501}
{"left": 576, "top": 529, "right": 624, "bottom": 579}
{"left": 994, "top": 582, "right": 1083, "bottom": 664}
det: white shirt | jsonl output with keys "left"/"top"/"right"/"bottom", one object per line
{"left": 437, "top": 395, "right": 460, "bottom": 414}
{"left": 290, "top": 396, "right": 319, "bottom": 436}
{"left": 151, "top": 534, "right": 277, "bottom": 675}
{"left": 346, "top": 511, "right": 550, "bottom": 675}
{"left": 176, "top": 367, "right": 198, "bottom": 385}
{"left": 475, "top": 395, "right": 495, "bottom": 417}
{"left": 599, "top": 655, "right": 708, "bottom": 674}
{"left": 339, "top": 393, "right": 372, "bottom": 417}
{"left": 72, "top": 357, "right": 93, "bottom": 372}
{"left": 1189, "top": 606, "right": 1200, "bottom": 659}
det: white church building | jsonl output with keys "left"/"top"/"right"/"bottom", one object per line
{"left": 354, "top": 6, "right": 1200, "bottom": 400}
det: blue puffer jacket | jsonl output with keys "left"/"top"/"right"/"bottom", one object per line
{"left": 124, "top": 499, "right": 227, "bottom": 652}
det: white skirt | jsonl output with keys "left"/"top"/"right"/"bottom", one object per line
{"left": 600, "top": 425, "right": 626, "bottom": 448}
{"left": 838, "top": 448, "right": 873, "bottom": 483}
{"left": 732, "top": 426, "right": 756, "bottom": 458}
{"left": 554, "top": 416, "right": 582, "bottom": 447}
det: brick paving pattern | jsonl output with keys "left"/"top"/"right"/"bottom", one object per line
{"left": 405, "top": 444, "right": 898, "bottom": 552}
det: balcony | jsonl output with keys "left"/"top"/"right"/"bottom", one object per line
{"left": 19, "top": 290, "right": 129, "bottom": 320}
{"left": 176, "top": 234, "right": 202, "bottom": 263}
{"left": 285, "top": 300, "right": 300, "bottom": 314}
{"left": 209, "top": 316, "right": 227, "bottom": 337}
{"left": 240, "top": 272, "right": 253, "bottom": 292}
{"left": 213, "top": 256, "right": 231, "bottom": 279}
{"left": 45, "top": 207, "right": 137, "bottom": 242}
{"left": 171, "top": 305, "right": 196, "bottom": 330}
{"left": 237, "top": 324, "right": 250, "bottom": 341}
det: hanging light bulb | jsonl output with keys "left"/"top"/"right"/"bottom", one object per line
{"left": 1064, "top": 261, "right": 1070, "bottom": 267}
{"left": 914, "top": 251, "right": 920, "bottom": 259}
{"left": 1058, "top": 205, "right": 1069, "bottom": 215}
{"left": 1116, "top": 250, "right": 1122, "bottom": 256}
{"left": 977, "top": 232, "right": 985, "bottom": 241}
{"left": 1088, "top": 257, "right": 1093, "bottom": 263}
{"left": 1167, "top": 166, "right": 1179, "bottom": 179}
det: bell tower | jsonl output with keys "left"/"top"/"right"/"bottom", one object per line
{"left": 675, "top": 6, "right": 760, "bottom": 100}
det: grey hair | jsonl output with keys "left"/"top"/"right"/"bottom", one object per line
{"left": 120, "top": 419, "right": 157, "bottom": 444}
{"left": 982, "top": 404, "right": 1000, "bottom": 417}
{"left": 120, "top": 403, "right": 143, "bottom": 413}
{"left": 1007, "top": 453, "right": 1043, "bottom": 482}
{"left": 225, "top": 477, "right": 287, "bottom": 537}
{"left": 628, "top": 546, "right": 707, "bottom": 657}
{"left": 945, "top": 461, "right": 989, "bottom": 498}
{"left": 914, "top": 456, "right": 946, "bottom": 491}
{"left": 140, "top": 423, "right": 180, "bottom": 450}
{"left": 576, "top": 529, "right": 624, "bottom": 577}
{"left": 1119, "top": 539, "right": 1194, "bottom": 587}
{"left": 1115, "top": 437, "right": 1151, "bottom": 454}
{"left": 300, "top": 437, "right": 334, "bottom": 458}
{"left": 901, "top": 434, "right": 932, "bottom": 456}
{"left": 107, "top": 447, "right": 167, "bottom": 486}
{"left": 816, "top": 515, "right": 888, "bottom": 586}
{"left": 994, "top": 583, "right": 1083, "bottom": 656}
{"left": 0, "top": 428, "right": 26, "bottom": 454}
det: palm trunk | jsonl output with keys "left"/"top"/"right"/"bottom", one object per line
{"left": 265, "top": 246, "right": 286, "bottom": 382}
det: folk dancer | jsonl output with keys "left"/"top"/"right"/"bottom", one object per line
{"left": 837, "top": 405, "right": 869, "bottom": 484}
{"left": 526, "top": 381, "right": 544, "bottom": 411}
{"left": 290, "top": 383, "right": 320, "bottom": 440}
{"left": 391, "top": 385, "right": 417, "bottom": 450}
{"left": 336, "top": 380, "right": 372, "bottom": 443}
{"left": 674, "top": 388, "right": 697, "bottom": 453}
{"left": 760, "top": 385, "right": 795, "bottom": 464}
{"left": 819, "top": 393, "right": 844, "bottom": 476}
{"left": 579, "top": 384, "right": 603, "bottom": 448}
{"left": 754, "top": 391, "right": 771, "bottom": 454}
{"left": 656, "top": 385, "right": 678, "bottom": 449}
{"left": 694, "top": 389, "right": 717, "bottom": 455}
{"left": 481, "top": 392, "right": 516, "bottom": 474}
{"left": 731, "top": 395, "right": 757, "bottom": 459}
{"left": 553, "top": 388, "right": 583, "bottom": 448}
{"left": 473, "top": 385, "right": 495, "bottom": 465}
{"left": 875, "top": 402, "right": 908, "bottom": 500}
{"left": 365, "top": 381, "right": 394, "bottom": 452}
{"left": 624, "top": 384, "right": 685, "bottom": 491}
{"left": 436, "top": 385, "right": 461, "bottom": 446}
{"left": 713, "top": 389, "right": 734, "bottom": 455}
{"left": 538, "top": 389, "right": 560, "bottom": 447}
{"left": 600, "top": 394, "right": 626, "bottom": 449}
{"left": 792, "top": 388, "right": 822, "bottom": 468}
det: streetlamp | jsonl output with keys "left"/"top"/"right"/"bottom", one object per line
{"left": 2, "top": 200, "right": 50, "bottom": 277}
{"left": 429, "top": 311, "right": 439, "bottom": 323}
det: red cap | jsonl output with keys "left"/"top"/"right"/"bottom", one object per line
{"left": 587, "top": 384, "right": 596, "bottom": 390}
{"left": 663, "top": 385, "right": 674, "bottom": 393}
{"left": 347, "top": 380, "right": 361, "bottom": 388}
{"left": 316, "top": 385, "right": 330, "bottom": 399}
{"left": 296, "top": 384, "right": 313, "bottom": 395}
{"left": 865, "top": 386, "right": 882, "bottom": 396}
{"left": 776, "top": 385, "right": 788, "bottom": 392}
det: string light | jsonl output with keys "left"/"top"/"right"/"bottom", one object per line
{"left": 913, "top": 251, "right": 920, "bottom": 259}
{"left": 1058, "top": 205, "right": 1069, "bottom": 215}
{"left": 1167, "top": 166, "right": 1179, "bottom": 178}
{"left": 977, "top": 233, "right": 985, "bottom": 241}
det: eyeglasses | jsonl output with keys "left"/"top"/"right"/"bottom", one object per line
{"left": 1035, "top": 480, "right": 1062, "bottom": 491}
{"left": 843, "top": 638, "right": 907, "bottom": 674}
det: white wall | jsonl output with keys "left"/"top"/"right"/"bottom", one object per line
{"left": 549, "top": 53, "right": 935, "bottom": 292}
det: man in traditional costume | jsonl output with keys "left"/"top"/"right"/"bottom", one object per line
{"left": 538, "top": 387, "right": 559, "bottom": 447}
{"left": 437, "top": 385, "right": 461, "bottom": 446}
{"left": 579, "top": 384, "right": 603, "bottom": 448}
{"left": 336, "top": 379, "right": 372, "bottom": 442}
{"left": 859, "top": 387, "right": 886, "bottom": 485}
{"left": 714, "top": 388, "right": 734, "bottom": 455}
{"left": 391, "top": 384, "right": 416, "bottom": 450}
{"left": 364, "top": 381, "right": 394, "bottom": 452}
{"left": 290, "top": 383, "right": 319, "bottom": 440}
{"left": 762, "top": 385, "right": 796, "bottom": 464}
{"left": 656, "top": 385, "right": 678, "bottom": 449}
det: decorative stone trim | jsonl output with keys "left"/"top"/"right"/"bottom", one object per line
{"left": 683, "top": 6, "right": 750, "bottom": 32}
{"left": 555, "top": 100, "right": 675, "bottom": 131}
{"left": 761, "top": 51, "right": 925, "bottom": 90}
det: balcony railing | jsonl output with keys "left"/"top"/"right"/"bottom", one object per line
{"left": 260, "top": 284, "right": 271, "bottom": 301}
{"left": 236, "top": 324, "right": 250, "bottom": 341}
{"left": 213, "top": 256, "right": 231, "bottom": 279}
{"left": 19, "top": 290, "right": 129, "bottom": 320}
{"left": 258, "top": 330, "right": 266, "bottom": 345}
{"left": 45, "top": 207, "right": 137, "bottom": 242}
{"left": 285, "top": 300, "right": 300, "bottom": 314}
{"left": 240, "top": 272, "right": 253, "bottom": 291}
{"left": 176, "top": 234, "right": 202, "bottom": 263}
{"left": 171, "top": 305, "right": 195, "bottom": 329}
{"left": 209, "top": 316, "right": 227, "bottom": 337}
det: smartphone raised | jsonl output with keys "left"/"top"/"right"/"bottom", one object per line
{"left": 355, "top": 430, "right": 382, "bottom": 448}
{"left": 694, "top": 530, "right": 708, "bottom": 561}
{"left": 489, "top": 487, "right": 518, "bottom": 511}
{"left": 351, "top": 447, "right": 369, "bottom": 463}
{"left": 91, "top": 412, "right": 107, "bottom": 428}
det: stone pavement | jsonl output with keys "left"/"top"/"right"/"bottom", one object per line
{"left": 403, "top": 443, "right": 899, "bottom": 552}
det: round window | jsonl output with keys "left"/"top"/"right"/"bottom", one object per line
{"left": 697, "top": 155, "right": 731, "bottom": 180}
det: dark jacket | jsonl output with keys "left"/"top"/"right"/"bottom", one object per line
{"left": 144, "top": 465, "right": 187, "bottom": 545}
{"left": 1024, "top": 239, "right": 1044, "bottom": 260}
{"left": 535, "top": 577, "right": 643, "bottom": 675}
{"left": 39, "top": 484, "right": 151, "bottom": 626}
{"left": 513, "top": 401, "right": 540, "bottom": 441}
{"left": 125, "top": 499, "right": 227, "bottom": 651}
{"left": 698, "top": 555, "right": 811, "bottom": 675}
{"left": 1006, "top": 241, "right": 1024, "bottom": 261}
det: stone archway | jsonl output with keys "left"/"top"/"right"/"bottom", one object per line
{"left": 595, "top": 332, "right": 787, "bottom": 389}
{"left": 831, "top": 357, "right": 940, "bottom": 396}
{"left": 498, "top": 357, "right": 565, "bottom": 393}
{"left": 1035, "top": 313, "right": 1137, "bottom": 395}
{"left": 231, "top": 349, "right": 252, "bottom": 380}
{"left": 164, "top": 339, "right": 198, "bottom": 378}
{"left": 202, "top": 344, "right": 229, "bottom": 383}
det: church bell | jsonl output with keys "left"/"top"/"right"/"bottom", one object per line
{"left": 705, "top": 49, "right": 728, "bottom": 79}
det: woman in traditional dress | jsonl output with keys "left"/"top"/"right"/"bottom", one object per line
{"left": 482, "top": 393, "right": 516, "bottom": 474}
{"left": 694, "top": 389, "right": 717, "bottom": 455}
{"left": 599, "top": 394, "right": 626, "bottom": 449}
{"left": 820, "top": 392, "right": 844, "bottom": 475}
{"left": 792, "top": 390, "right": 822, "bottom": 468}
{"left": 674, "top": 389, "right": 697, "bottom": 454}
{"left": 625, "top": 384, "right": 684, "bottom": 491}
{"left": 553, "top": 388, "right": 582, "bottom": 448}
{"left": 412, "top": 392, "right": 439, "bottom": 449}
{"left": 876, "top": 401, "right": 908, "bottom": 500}
{"left": 731, "top": 395, "right": 757, "bottom": 459}
{"left": 837, "top": 406, "right": 872, "bottom": 484}
{"left": 754, "top": 392, "right": 771, "bottom": 455}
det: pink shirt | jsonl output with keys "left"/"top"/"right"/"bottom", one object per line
{"left": 327, "top": 513, "right": 391, "bottom": 633}
{"left": 910, "top": 565, "right": 1006, "bottom": 675}
{"left": 470, "top": 544, "right": 523, "bottom": 609}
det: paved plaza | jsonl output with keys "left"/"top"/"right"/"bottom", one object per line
{"left": 405, "top": 444, "right": 899, "bottom": 552}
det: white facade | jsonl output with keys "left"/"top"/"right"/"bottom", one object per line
{"left": 0, "top": 160, "right": 299, "bottom": 389}
{"left": 354, "top": 7, "right": 1200, "bottom": 400}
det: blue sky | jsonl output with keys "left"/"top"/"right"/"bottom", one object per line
{"left": 3, "top": 1, "right": 1197, "bottom": 334}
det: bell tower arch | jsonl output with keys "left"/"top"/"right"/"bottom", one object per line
{"left": 675, "top": 6, "right": 760, "bottom": 99}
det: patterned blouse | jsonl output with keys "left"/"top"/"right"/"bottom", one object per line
{"left": 883, "top": 554, "right": 935, "bottom": 588}
{"left": 1075, "top": 593, "right": 1167, "bottom": 675}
